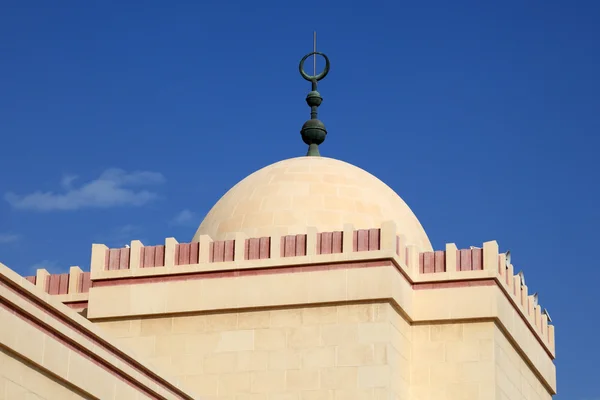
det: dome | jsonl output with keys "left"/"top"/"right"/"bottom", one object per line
{"left": 193, "top": 157, "right": 432, "bottom": 251}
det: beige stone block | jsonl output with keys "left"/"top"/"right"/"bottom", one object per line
{"left": 255, "top": 329, "right": 287, "bottom": 350}
{"left": 411, "top": 325, "right": 429, "bottom": 343}
{"left": 322, "top": 324, "right": 358, "bottom": 346}
{"left": 302, "top": 306, "right": 338, "bottom": 325}
{"left": 390, "top": 327, "right": 410, "bottom": 360}
{"left": 288, "top": 326, "right": 321, "bottom": 349}
{"left": 268, "top": 350, "right": 302, "bottom": 370}
{"left": 336, "top": 344, "right": 374, "bottom": 366}
{"left": 172, "top": 315, "right": 206, "bottom": 334}
{"left": 250, "top": 370, "right": 286, "bottom": 393}
{"left": 307, "top": 270, "right": 347, "bottom": 303}
{"left": 429, "top": 362, "right": 460, "bottom": 384}
{"left": 204, "top": 352, "right": 238, "bottom": 374}
{"left": 271, "top": 392, "right": 301, "bottom": 400}
{"left": 269, "top": 272, "right": 310, "bottom": 305}
{"left": 320, "top": 367, "right": 358, "bottom": 390}
{"left": 218, "top": 372, "right": 251, "bottom": 395}
{"left": 270, "top": 309, "right": 303, "bottom": 327}
{"left": 147, "top": 355, "right": 174, "bottom": 376}
{"left": 286, "top": 369, "right": 320, "bottom": 391}
{"left": 479, "top": 339, "right": 494, "bottom": 361}
{"left": 239, "top": 311, "right": 271, "bottom": 329}
{"left": 184, "top": 373, "right": 219, "bottom": 396}
{"left": 462, "top": 322, "right": 495, "bottom": 340}
{"left": 302, "top": 390, "right": 334, "bottom": 400}
{"left": 4, "top": 381, "right": 27, "bottom": 400}
{"left": 118, "top": 336, "right": 156, "bottom": 357}
{"left": 155, "top": 334, "right": 187, "bottom": 356}
{"left": 334, "top": 389, "right": 376, "bottom": 400}
{"left": 171, "top": 354, "right": 202, "bottom": 375}
{"left": 130, "top": 283, "right": 166, "bottom": 315}
{"left": 14, "top": 319, "right": 45, "bottom": 363}
{"left": 373, "top": 344, "right": 387, "bottom": 365}
{"left": 206, "top": 313, "right": 239, "bottom": 332}
{"left": 346, "top": 267, "right": 392, "bottom": 301}
{"left": 216, "top": 330, "right": 254, "bottom": 352}
{"left": 185, "top": 332, "right": 221, "bottom": 355}
{"left": 337, "top": 305, "right": 374, "bottom": 323}
{"left": 410, "top": 364, "right": 429, "bottom": 386}
{"left": 430, "top": 324, "right": 463, "bottom": 342}
{"left": 41, "top": 336, "right": 70, "bottom": 379}
{"left": 445, "top": 341, "right": 480, "bottom": 363}
{"left": 0, "top": 308, "right": 18, "bottom": 349}
{"left": 67, "top": 351, "right": 116, "bottom": 399}
{"left": 447, "top": 383, "right": 481, "bottom": 400}
{"left": 357, "top": 365, "right": 390, "bottom": 388}
{"left": 140, "top": 317, "right": 173, "bottom": 335}
{"left": 371, "top": 303, "right": 390, "bottom": 323}
{"left": 199, "top": 278, "right": 240, "bottom": 310}
{"left": 302, "top": 347, "right": 336, "bottom": 369}
{"left": 237, "top": 394, "right": 268, "bottom": 400}
{"left": 238, "top": 351, "right": 269, "bottom": 372}
{"left": 97, "top": 320, "right": 131, "bottom": 338}
{"left": 372, "top": 388, "right": 391, "bottom": 400}
{"left": 358, "top": 322, "right": 390, "bottom": 344}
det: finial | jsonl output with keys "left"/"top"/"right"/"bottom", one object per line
{"left": 299, "top": 32, "right": 330, "bottom": 157}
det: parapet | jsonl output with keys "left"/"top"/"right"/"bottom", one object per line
{"left": 23, "top": 266, "right": 91, "bottom": 312}
{"left": 23, "top": 221, "right": 555, "bottom": 357}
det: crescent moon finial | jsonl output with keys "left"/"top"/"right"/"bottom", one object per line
{"left": 299, "top": 32, "right": 330, "bottom": 157}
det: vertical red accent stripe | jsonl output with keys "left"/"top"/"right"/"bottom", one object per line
{"left": 209, "top": 242, "right": 216, "bottom": 262}
{"left": 419, "top": 253, "right": 425, "bottom": 273}
{"left": 108, "top": 249, "right": 121, "bottom": 270}
{"left": 246, "top": 238, "right": 259, "bottom": 260}
{"left": 472, "top": 248, "right": 483, "bottom": 271}
{"left": 80, "top": 272, "right": 91, "bottom": 293}
{"left": 356, "top": 230, "right": 369, "bottom": 252}
{"left": 332, "top": 231, "right": 343, "bottom": 253}
{"left": 190, "top": 242, "right": 200, "bottom": 264}
{"left": 296, "top": 234, "right": 306, "bottom": 256}
{"left": 352, "top": 231, "right": 359, "bottom": 252}
{"left": 212, "top": 241, "right": 224, "bottom": 262}
{"left": 460, "top": 249, "right": 472, "bottom": 271}
{"left": 434, "top": 250, "right": 446, "bottom": 273}
{"left": 104, "top": 249, "right": 110, "bottom": 270}
{"left": 155, "top": 245, "right": 165, "bottom": 267}
{"left": 320, "top": 232, "right": 333, "bottom": 254}
{"left": 368, "top": 229, "right": 380, "bottom": 251}
{"left": 174, "top": 244, "right": 181, "bottom": 266}
{"left": 283, "top": 236, "right": 295, "bottom": 257}
{"left": 143, "top": 247, "right": 155, "bottom": 268}
{"left": 224, "top": 240, "right": 235, "bottom": 262}
{"left": 25, "top": 276, "right": 36, "bottom": 285}
{"left": 58, "top": 273, "right": 69, "bottom": 294}
{"left": 119, "top": 247, "right": 130, "bottom": 270}
{"left": 259, "top": 237, "right": 270, "bottom": 259}
{"left": 423, "top": 252, "right": 435, "bottom": 273}
{"left": 48, "top": 275, "right": 60, "bottom": 295}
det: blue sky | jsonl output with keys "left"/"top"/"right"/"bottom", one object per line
{"left": 0, "top": 1, "right": 598, "bottom": 397}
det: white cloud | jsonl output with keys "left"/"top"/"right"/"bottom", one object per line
{"left": 171, "top": 209, "right": 197, "bottom": 226}
{"left": 5, "top": 168, "right": 166, "bottom": 211}
{"left": 0, "top": 233, "right": 20, "bottom": 243}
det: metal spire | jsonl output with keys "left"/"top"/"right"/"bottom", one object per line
{"left": 299, "top": 32, "right": 330, "bottom": 157}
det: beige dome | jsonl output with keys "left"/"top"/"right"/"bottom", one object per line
{"left": 193, "top": 157, "right": 432, "bottom": 251}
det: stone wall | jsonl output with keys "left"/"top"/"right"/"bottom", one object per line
{"left": 0, "top": 347, "right": 87, "bottom": 400}
{"left": 97, "top": 302, "right": 410, "bottom": 399}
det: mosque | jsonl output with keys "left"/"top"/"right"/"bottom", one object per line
{"left": 0, "top": 48, "right": 556, "bottom": 399}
